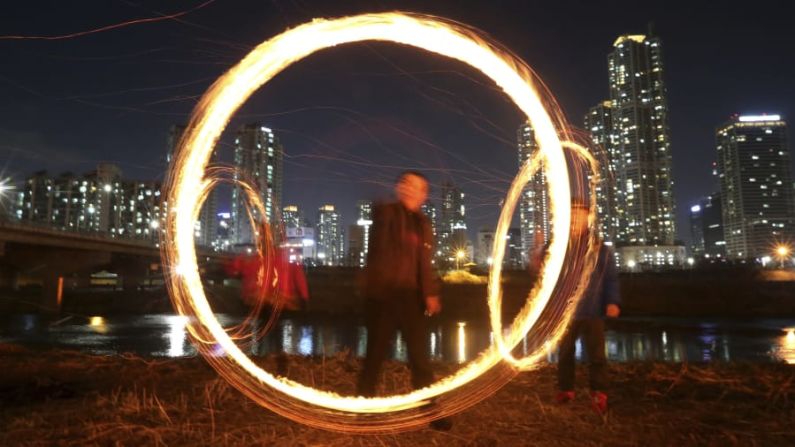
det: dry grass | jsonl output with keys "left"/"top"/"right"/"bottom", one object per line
{"left": 0, "top": 344, "right": 793, "bottom": 446}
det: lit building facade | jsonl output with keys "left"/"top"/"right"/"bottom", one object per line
{"left": 517, "top": 122, "right": 550, "bottom": 264}
{"left": 585, "top": 100, "right": 620, "bottom": 242}
{"left": 14, "top": 164, "right": 164, "bottom": 242}
{"left": 283, "top": 226, "right": 315, "bottom": 265}
{"left": 421, "top": 201, "right": 437, "bottom": 238}
{"left": 316, "top": 204, "right": 343, "bottom": 266}
{"left": 616, "top": 245, "right": 688, "bottom": 271}
{"left": 439, "top": 181, "right": 467, "bottom": 266}
{"left": 716, "top": 115, "right": 794, "bottom": 260}
{"left": 608, "top": 34, "right": 676, "bottom": 245}
{"left": 476, "top": 227, "right": 524, "bottom": 269}
{"left": 282, "top": 205, "right": 303, "bottom": 230}
{"left": 348, "top": 200, "right": 373, "bottom": 267}
{"left": 689, "top": 192, "right": 726, "bottom": 259}
{"left": 231, "top": 123, "right": 284, "bottom": 245}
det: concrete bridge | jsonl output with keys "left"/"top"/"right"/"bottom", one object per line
{"left": 0, "top": 220, "right": 229, "bottom": 312}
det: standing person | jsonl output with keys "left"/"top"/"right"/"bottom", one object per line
{"left": 357, "top": 171, "right": 451, "bottom": 430}
{"left": 553, "top": 203, "right": 621, "bottom": 414}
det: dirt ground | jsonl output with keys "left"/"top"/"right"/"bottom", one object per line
{"left": 1, "top": 343, "right": 793, "bottom": 446}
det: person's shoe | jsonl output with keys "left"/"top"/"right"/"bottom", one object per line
{"left": 555, "top": 390, "right": 575, "bottom": 404}
{"left": 591, "top": 391, "right": 608, "bottom": 414}
{"left": 429, "top": 416, "right": 453, "bottom": 431}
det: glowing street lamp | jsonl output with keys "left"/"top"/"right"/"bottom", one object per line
{"left": 456, "top": 250, "right": 466, "bottom": 270}
{"left": 775, "top": 245, "right": 791, "bottom": 268}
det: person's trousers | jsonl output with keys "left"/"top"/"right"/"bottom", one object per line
{"left": 357, "top": 291, "right": 434, "bottom": 396}
{"left": 557, "top": 318, "right": 607, "bottom": 391}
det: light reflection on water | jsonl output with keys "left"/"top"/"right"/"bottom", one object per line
{"left": 1, "top": 314, "right": 794, "bottom": 364}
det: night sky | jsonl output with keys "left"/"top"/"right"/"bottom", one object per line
{"left": 2, "top": 0, "right": 794, "bottom": 244}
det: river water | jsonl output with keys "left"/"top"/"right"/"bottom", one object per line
{"left": 1, "top": 313, "right": 793, "bottom": 364}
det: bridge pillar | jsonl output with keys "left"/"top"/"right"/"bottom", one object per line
{"left": 34, "top": 250, "right": 112, "bottom": 313}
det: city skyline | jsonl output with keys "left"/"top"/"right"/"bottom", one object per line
{"left": 1, "top": 1, "right": 794, "bottom": 248}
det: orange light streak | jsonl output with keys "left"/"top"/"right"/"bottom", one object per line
{"left": 0, "top": 0, "right": 216, "bottom": 41}
{"left": 162, "top": 12, "right": 593, "bottom": 433}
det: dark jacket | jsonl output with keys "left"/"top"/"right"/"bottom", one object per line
{"left": 575, "top": 244, "right": 621, "bottom": 319}
{"left": 364, "top": 201, "right": 440, "bottom": 300}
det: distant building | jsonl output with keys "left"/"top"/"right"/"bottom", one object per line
{"left": 15, "top": 164, "right": 164, "bottom": 242}
{"left": 585, "top": 100, "right": 620, "bottom": 242}
{"left": 439, "top": 182, "right": 467, "bottom": 266}
{"left": 506, "top": 228, "right": 524, "bottom": 269}
{"left": 347, "top": 224, "right": 365, "bottom": 267}
{"left": 608, "top": 33, "right": 675, "bottom": 245}
{"left": 517, "top": 122, "right": 550, "bottom": 265}
{"left": 689, "top": 193, "right": 725, "bottom": 259}
{"left": 616, "top": 245, "right": 687, "bottom": 271}
{"left": 316, "top": 204, "right": 343, "bottom": 266}
{"left": 231, "top": 124, "right": 284, "bottom": 245}
{"left": 347, "top": 200, "right": 373, "bottom": 267}
{"left": 282, "top": 205, "right": 302, "bottom": 229}
{"left": 215, "top": 212, "right": 232, "bottom": 251}
{"left": 475, "top": 227, "right": 523, "bottom": 269}
{"left": 283, "top": 226, "right": 315, "bottom": 264}
{"left": 17, "top": 170, "right": 53, "bottom": 224}
{"left": 475, "top": 228, "right": 494, "bottom": 266}
{"left": 421, "top": 201, "right": 437, "bottom": 238}
{"left": 715, "top": 114, "right": 795, "bottom": 260}
{"left": 120, "top": 180, "right": 163, "bottom": 243}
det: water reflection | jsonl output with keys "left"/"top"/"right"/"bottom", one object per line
{"left": 775, "top": 328, "right": 795, "bottom": 364}
{"left": 457, "top": 322, "right": 467, "bottom": 363}
{"left": 1, "top": 314, "right": 794, "bottom": 365}
{"left": 89, "top": 316, "right": 108, "bottom": 334}
{"left": 166, "top": 315, "right": 189, "bottom": 358}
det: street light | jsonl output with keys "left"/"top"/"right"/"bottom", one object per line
{"left": 775, "top": 245, "right": 791, "bottom": 268}
{"left": 456, "top": 250, "right": 466, "bottom": 270}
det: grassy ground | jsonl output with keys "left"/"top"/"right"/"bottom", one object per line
{"left": 1, "top": 343, "right": 793, "bottom": 446}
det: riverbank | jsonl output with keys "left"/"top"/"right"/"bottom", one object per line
{"left": 2, "top": 268, "right": 795, "bottom": 319}
{"left": 1, "top": 344, "right": 793, "bottom": 446}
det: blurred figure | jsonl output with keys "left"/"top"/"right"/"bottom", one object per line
{"left": 226, "top": 243, "right": 309, "bottom": 310}
{"left": 549, "top": 202, "right": 620, "bottom": 414}
{"left": 357, "top": 171, "right": 451, "bottom": 430}
{"left": 274, "top": 249, "right": 309, "bottom": 311}
{"left": 226, "top": 232, "right": 309, "bottom": 376}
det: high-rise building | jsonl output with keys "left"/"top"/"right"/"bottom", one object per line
{"left": 347, "top": 224, "right": 365, "bottom": 267}
{"left": 475, "top": 228, "right": 495, "bottom": 266}
{"left": 421, "top": 201, "right": 437, "bottom": 238}
{"left": 689, "top": 204, "right": 704, "bottom": 257}
{"left": 231, "top": 124, "right": 284, "bottom": 245}
{"left": 351, "top": 200, "right": 373, "bottom": 267}
{"left": 14, "top": 166, "right": 167, "bottom": 243}
{"left": 17, "top": 170, "right": 53, "bottom": 224}
{"left": 517, "top": 122, "right": 550, "bottom": 264}
{"left": 316, "top": 204, "right": 342, "bottom": 266}
{"left": 716, "top": 114, "right": 794, "bottom": 260}
{"left": 282, "top": 205, "right": 302, "bottom": 230}
{"left": 689, "top": 192, "right": 725, "bottom": 259}
{"left": 50, "top": 172, "right": 79, "bottom": 230}
{"left": 439, "top": 181, "right": 467, "bottom": 265}
{"left": 476, "top": 227, "right": 525, "bottom": 269}
{"left": 607, "top": 33, "right": 675, "bottom": 245}
{"left": 585, "top": 100, "right": 620, "bottom": 242}
{"left": 506, "top": 227, "right": 524, "bottom": 269}
{"left": 121, "top": 180, "right": 163, "bottom": 243}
